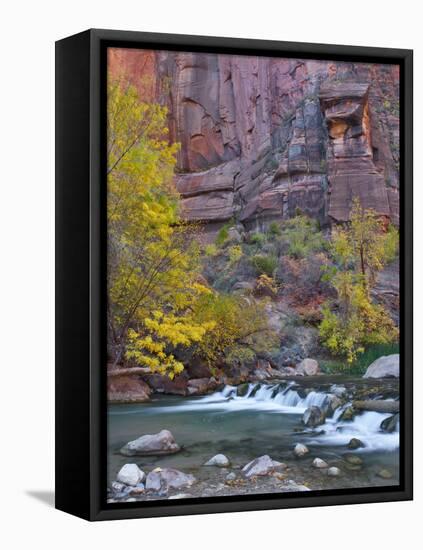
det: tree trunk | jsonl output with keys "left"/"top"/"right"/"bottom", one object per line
{"left": 107, "top": 366, "right": 151, "bottom": 377}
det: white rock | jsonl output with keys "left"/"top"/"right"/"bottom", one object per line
{"left": 120, "top": 429, "right": 180, "bottom": 456}
{"left": 312, "top": 457, "right": 328, "bottom": 469}
{"left": 293, "top": 443, "right": 309, "bottom": 457}
{"left": 168, "top": 493, "right": 192, "bottom": 500}
{"left": 327, "top": 467, "right": 341, "bottom": 477}
{"left": 204, "top": 454, "right": 231, "bottom": 467}
{"left": 116, "top": 464, "right": 145, "bottom": 486}
{"left": 242, "top": 455, "right": 286, "bottom": 478}
{"left": 363, "top": 354, "right": 399, "bottom": 379}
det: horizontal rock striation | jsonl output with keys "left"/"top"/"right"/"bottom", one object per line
{"left": 109, "top": 49, "right": 400, "bottom": 228}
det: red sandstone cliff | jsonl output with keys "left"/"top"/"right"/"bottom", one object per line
{"left": 109, "top": 48, "right": 400, "bottom": 229}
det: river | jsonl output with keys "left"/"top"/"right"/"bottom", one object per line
{"left": 108, "top": 379, "right": 400, "bottom": 498}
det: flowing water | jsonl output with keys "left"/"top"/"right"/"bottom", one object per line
{"left": 108, "top": 380, "right": 400, "bottom": 493}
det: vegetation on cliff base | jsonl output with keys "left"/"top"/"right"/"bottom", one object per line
{"left": 319, "top": 199, "right": 399, "bottom": 363}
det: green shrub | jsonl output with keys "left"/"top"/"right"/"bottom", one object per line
{"left": 251, "top": 254, "right": 278, "bottom": 276}
{"left": 282, "top": 215, "right": 326, "bottom": 259}
{"left": 268, "top": 221, "right": 282, "bottom": 236}
{"left": 215, "top": 226, "right": 229, "bottom": 246}
{"left": 249, "top": 232, "right": 266, "bottom": 246}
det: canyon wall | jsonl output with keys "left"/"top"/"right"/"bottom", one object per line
{"left": 109, "top": 48, "right": 400, "bottom": 230}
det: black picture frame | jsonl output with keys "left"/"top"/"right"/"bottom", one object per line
{"left": 55, "top": 28, "right": 413, "bottom": 521}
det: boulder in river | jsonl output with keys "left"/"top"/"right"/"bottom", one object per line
{"left": 343, "top": 453, "right": 363, "bottom": 466}
{"left": 339, "top": 406, "right": 356, "bottom": 421}
{"left": 363, "top": 354, "right": 399, "bottom": 379}
{"left": 116, "top": 464, "right": 145, "bottom": 486}
{"left": 327, "top": 467, "right": 341, "bottom": 477}
{"left": 296, "top": 358, "right": 320, "bottom": 376}
{"left": 293, "top": 443, "right": 310, "bottom": 458}
{"left": 312, "top": 458, "right": 328, "bottom": 469}
{"left": 377, "top": 468, "right": 393, "bottom": 479}
{"left": 145, "top": 468, "right": 196, "bottom": 494}
{"left": 242, "top": 455, "right": 286, "bottom": 478}
{"left": 302, "top": 406, "right": 325, "bottom": 428}
{"left": 237, "top": 383, "right": 250, "bottom": 397}
{"left": 204, "top": 454, "right": 231, "bottom": 467}
{"left": 347, "top": 438, "right": 365, "bottom": 450}
{"left": 326, "top": 394, "right": 343, "bottom": 417}
{"left": 380, "top": 413, "right": 399, "bottom": 433}
{"left": 120, "top": 429, "right": 180, "bottom": 456}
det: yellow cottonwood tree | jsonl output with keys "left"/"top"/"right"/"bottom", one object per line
{"left": 320, "top": 198, "right": 399, "bottom": 363}
{"left": 107, "top": 77, "right": 213, "bottom": 376}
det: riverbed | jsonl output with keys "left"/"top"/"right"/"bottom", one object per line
{"left": 108, "top": 378, "right": 400, "bottom": 500}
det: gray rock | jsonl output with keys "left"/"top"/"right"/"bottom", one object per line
{"left": 242, "top": 455, "right": 285, "bottom": 478}
{"left": 236, "top": 383, "right": 250, "bottom": 397}
{"left": 120, "top": 429, "right": 180, "bottom": 456}
{"left": 326, "top": 394, "right": 343, "bottom": 416}
{"left": 377, "top": 468, "right": 393, "bottom": 479}
{"left": 145, "top": 468, "right": 196, "bottom": 494}
{"left": 380, "top": 413, "right": 399, "bottom": 433}
{"left": 204, "top": 454, "right": 231, "bottom": 467}
{"left": 327, "top": 467, "right": 341, "bottom": 477}
{"left": 296, "top": 358, "right": 320, "bottom": 376}
{"left": 168, "top": 493, "right": 192, "bottom": 500}
{"left": 347, "top": 438, "right": 365, "bottom": 450}
{"left": 343, "top": 453, "right": 363, "bottom": 466}
{"left": 116, "top": 464, "right": 145, "bottom": 486}
{"left": 312, "top": 457, "right": 328, "bottom": 469}
{"left": 363, "top": 354, "right": 399, "bottom": 379}
{"left": 339, "top": 406, "right": 356, "bottom": 421}
{"left": 302, "top": 406, "right": 325, "bottom": 427}
{"left": 111, "top": 481, "right": 125, "bottom": 493}
{"left": 330, "top": 385, "right": 347, "bottom": 398}
{"left": 227, "top": 227, "right": 242, "bottom": 243}
{"left": 293, "top": 443, "right": 310, "bottom": 458}
{"left": 226, "top": 472, "right": 237, "bottom": 481}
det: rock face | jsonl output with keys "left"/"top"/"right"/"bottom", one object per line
{"left": 109, "top": 50, "right": 400, "bottom": 231}
{"left": 363, "top": 354, "right": 400, "bottom": 379}
{"left": 120, "top": 429, "right": 180, "bottom": 456}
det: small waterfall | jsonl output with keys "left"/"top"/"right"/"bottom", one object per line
{"left": 196, "top": 382, "right": 330, "bottom": 412}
